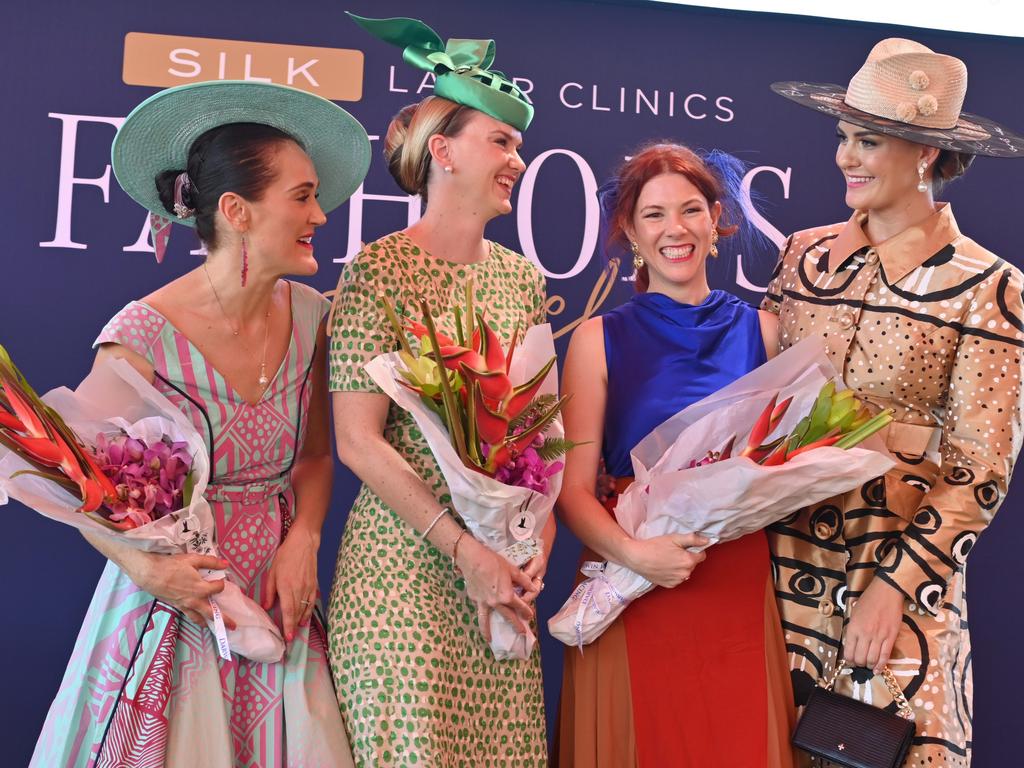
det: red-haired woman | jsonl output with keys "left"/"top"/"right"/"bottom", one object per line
{"left": 555, "top": 143, "right": 796, "bottom": 767}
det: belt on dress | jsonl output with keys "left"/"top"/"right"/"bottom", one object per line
{"left": 879, "top": 420, "right": 941, "bottom": 457}
{"left": 205, "top": 474, "right": 290, "bottom": 505}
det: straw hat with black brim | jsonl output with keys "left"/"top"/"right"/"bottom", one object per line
{"left": 772, "top": 38, "right": 1024, "bottom": 158}
{"left": 111, "top": 80, "right": 371, "bottom": 259}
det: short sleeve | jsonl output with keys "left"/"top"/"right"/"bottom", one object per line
{"left": 328, "top": 248, "right": 400, "bottom": 393}
{"left": 93, "top": 302, "right": 166, "bottom": 363}
{"left": 529, "top": 265, "right": 548, "bottom": 327}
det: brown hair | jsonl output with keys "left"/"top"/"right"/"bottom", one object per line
{"left": 609, "top": 142, "right": 738, "bottom": 292}
{"left": 932, "top": 149, "right": 975, "bottom": 194}
{"left": 383, "top": 96, "right": 475, "bottom": 201}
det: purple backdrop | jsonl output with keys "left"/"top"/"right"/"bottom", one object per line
{"left": 3, "top": 0, "right": 1022, "bottom": 763}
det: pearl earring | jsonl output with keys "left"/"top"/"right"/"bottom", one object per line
{"left": 444, "top": 166, "right": 453, "bottom": 174}
{"left": 917, "top": 162, "right": 928, "bottom": 193}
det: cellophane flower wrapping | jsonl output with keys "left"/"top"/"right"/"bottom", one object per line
{"left": 0, "top": 358, "right": 284, "bottom": 662}
{"left": 548, "top": 337, "right": 896, "bottom": 649}
{"left": 366, "top": 323, "right": 563, "bottom": 661}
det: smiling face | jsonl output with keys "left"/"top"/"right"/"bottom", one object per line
{"left": 628, "top": 172, "right": 721, "bottom": 298}
{"left": 835, "top": 120, "right": 936, "bottom": 213}
{"left": 443, "top": 110, "right": 526, "bottom": 217}
{"left": 242, "top": 140, "right": 327, "bottom": 277}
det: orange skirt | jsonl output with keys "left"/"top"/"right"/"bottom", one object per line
{"left": 555, "top": 481, "right": 796, "bottom": 768}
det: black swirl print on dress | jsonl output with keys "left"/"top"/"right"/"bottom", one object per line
{"left": 763, "top": 203, "right": 1024, "bottom": 768}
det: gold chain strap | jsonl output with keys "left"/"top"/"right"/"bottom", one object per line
{"left": 820, "top": 660, "right": 916, "bottom": 721}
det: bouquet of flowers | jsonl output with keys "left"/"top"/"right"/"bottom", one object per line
{"left": 365, "top": 284, "right": 574, "bottom": 660}
{"left": 548, "top": 336, "right": 897, "bottom": 649}
{"left": 0, "top": 345, "right": 284, "bottom": 662}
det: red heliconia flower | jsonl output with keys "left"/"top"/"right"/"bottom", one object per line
{"left": 383, "top": 292, "right": 573, "bottom": 481}
{"left": 0, "top": 344, "right": 117, "bottom": 513}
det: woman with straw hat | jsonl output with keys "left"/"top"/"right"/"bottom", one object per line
{"left": 31, "top": 79, "right": 370, "bottom": 768}
{"left": 327, "top": 14, "right": 550, "bottom": 766}
{"left": 767, "top": 38, "right": 1024, "bottom": 766}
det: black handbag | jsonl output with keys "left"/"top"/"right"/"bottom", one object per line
{"left": 792, "top": 660, "right": 916, "bottom": 768}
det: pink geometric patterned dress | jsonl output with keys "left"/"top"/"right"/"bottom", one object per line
{"left": 30, "top": 281, "right": 352, "bottom": 768}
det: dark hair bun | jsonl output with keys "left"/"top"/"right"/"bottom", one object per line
{"left": 155, "top": 169, "right": 185, "bottom": 216}
{"left": 151, "top": 123, "right": 297, "bottom": 248}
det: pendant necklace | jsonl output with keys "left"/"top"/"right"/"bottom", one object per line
{"left": 204, "top": 263, "right": 273, "bottom": 389}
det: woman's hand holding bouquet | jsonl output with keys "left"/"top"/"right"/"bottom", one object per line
{"left": 365, "top": 283, "right": 576, "bottom": 659}
{"left": 0, "top": 345, "right": 284, "bottom": 662}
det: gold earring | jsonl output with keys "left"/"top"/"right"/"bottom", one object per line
{"left": 631, "top": 241, "right": 644, "bottom": 270}
{"left": 709, "top": 229, "right": 719, "bottom": 258}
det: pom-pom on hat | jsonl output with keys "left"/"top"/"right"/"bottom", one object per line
{"left": 772, "top": 38, "right": 1024, "bottom": 157}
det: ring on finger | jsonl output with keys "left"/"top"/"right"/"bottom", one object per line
{"left": 299, "top": 598, "right": 312, "bottom": 606}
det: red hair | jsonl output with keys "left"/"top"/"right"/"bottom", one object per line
{"left": 609, "top": 142, "right": 738, "bottom": 292}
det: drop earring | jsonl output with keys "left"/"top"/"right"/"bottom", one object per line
{"left": 240, "top": 235, "right": 249, "bottom": 287}
{"left": 917, "top": 162, "right": 928, "bottom": 193}
{"left": 709, "top": 229, "right": 719, "bottom": 258}
{"left": 631, "top": 241, "right": 644, "bottom": 270}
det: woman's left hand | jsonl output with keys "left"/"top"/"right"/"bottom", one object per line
{"left": 843, "top": 577, "right": 906, "bottom": 672}
{"left": 520, "top": 548, "right": 549, "bottom": 604}
{"left": 263, "top": 523, "right": 320, "bottom": 643}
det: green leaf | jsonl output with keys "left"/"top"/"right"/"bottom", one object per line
{"left": 536, "top": 436, "right": 581, "bottom": 462}
{"left": 380, "top": 297, "right": 414, "bottom": 357}
{"left": 9, "top": 467, "right": 79, "bottom": 493}
{"left": 507, "top": 394, "right": 557, "bottom": 432}
{"left": 182, "top": 470, "right": 195, "bottom": 507}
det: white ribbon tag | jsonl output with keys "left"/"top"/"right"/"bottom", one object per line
{"left": 209, "top": 596, "right": 231, "bottom": 661}
{"left": 572, "top": 560, "right": 630, "bottom": 652}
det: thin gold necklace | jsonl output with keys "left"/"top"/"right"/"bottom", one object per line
{"left": 203, "top": 263, "right": 273, "bottom": 389}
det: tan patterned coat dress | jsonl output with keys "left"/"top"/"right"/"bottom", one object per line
{"left": 762, "top": 204, "right": 1024, "bottom": 767}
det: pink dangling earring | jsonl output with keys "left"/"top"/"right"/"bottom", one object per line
{"left": 240, "top": 235, "right": 249, "bottom": 287}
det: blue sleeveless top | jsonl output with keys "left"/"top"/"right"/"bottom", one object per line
{"left": 602, "top": 290, "right": 767, "bottom": 476}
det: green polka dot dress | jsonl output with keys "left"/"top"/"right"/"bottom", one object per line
{"left": 327, "top": 232, "right": 549, "bottom": 767}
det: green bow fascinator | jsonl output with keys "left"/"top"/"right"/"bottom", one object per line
{"left": 348, "top": 12, "right": 534, "bottom": 131}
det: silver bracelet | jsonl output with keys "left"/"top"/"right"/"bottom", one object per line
{"left": 422, "top": 507, "right": 450, "bottom": 538}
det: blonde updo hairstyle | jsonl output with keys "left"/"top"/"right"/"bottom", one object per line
{"left": 383, "top": 96, "right": 476, "bottom": 202}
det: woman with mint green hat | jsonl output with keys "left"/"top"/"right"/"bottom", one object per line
{"left": 31, "top": 79, "right": 369, "bottom": 768}
{"left": 328, "top": 14, "right": 550, "bottom": 766}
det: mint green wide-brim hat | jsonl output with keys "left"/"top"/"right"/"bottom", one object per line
{"left": 111, "top": 80, "right": 372, "bottom": 227}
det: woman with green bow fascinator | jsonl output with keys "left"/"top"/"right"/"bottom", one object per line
{"left": 327, "top": 14, "right": 550, "bottom": 767}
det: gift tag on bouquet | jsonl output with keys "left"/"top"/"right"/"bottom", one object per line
{"left": 501, "top": 537, "right": 542, "bottom": 567}
{"left": 509, "top": 509, "right": 536, "bottom": 541}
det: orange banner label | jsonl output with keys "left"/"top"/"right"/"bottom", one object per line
{"left": 123, "top": 32, "right": 363, "bottom": 101}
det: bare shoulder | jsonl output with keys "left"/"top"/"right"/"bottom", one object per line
{"left": 757, "top": 309, "right": 780, "bottom": 359}
{"left": 565, "top": 316, "right": 607, "bottom": 377}
{"left": 568, "top": 316, "right": 605, "bottom": 355}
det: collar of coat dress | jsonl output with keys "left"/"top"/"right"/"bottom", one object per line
{"left": 820, "top": 203, "right": 962, "bottom": 285}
